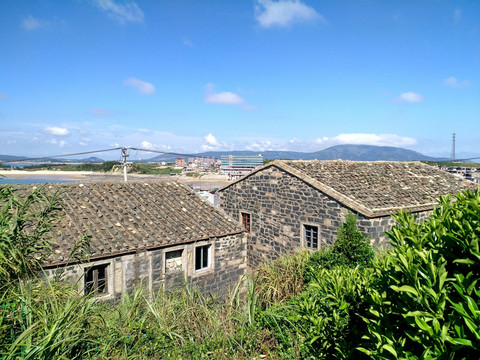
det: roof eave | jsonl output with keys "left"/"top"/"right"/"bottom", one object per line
{"left": 43, "top": 229, "right": 245, "bottom": 269}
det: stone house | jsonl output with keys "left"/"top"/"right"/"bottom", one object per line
{"left": 33, "top": 181, "right": 247, "bottom": 299}
{"left": 219, "top": 160, "right": 475, "bottom": 268}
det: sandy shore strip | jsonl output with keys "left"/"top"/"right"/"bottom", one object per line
{"left": 0, "top": 170, "right": 233, "bottom": 188}
{"left": 0, "top": 170, "right": 94, "bottom": 179}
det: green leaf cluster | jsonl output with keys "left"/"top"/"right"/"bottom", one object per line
{"left": 304, "top": 212, "right": 374, "bottom": 282}
{"left": 359, "top": 189, "right": 480, "bottom": 359}
{"left": 0, "top": 186, "right": 62, "bottom": 285}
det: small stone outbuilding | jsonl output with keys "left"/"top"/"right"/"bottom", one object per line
{"left": 219, "top": 160, "right": 475, "bottom": 268}
{"left": 29, "top": 181, "right": 247, "bottom": 299}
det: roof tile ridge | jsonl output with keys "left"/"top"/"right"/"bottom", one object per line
{"left": 275, "top": 161, "right": 376, "bottom": 217}
{"left": 178, "top": 183, "right": 232, "bottom": 237}
{"left": 176, "top": 181, "right": 242, "bottom": 231}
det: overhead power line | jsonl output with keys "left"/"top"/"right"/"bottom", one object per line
{"left": 129, "top": 147, "right": 200, "bottom": 158}
{"left": 0, "top": 147, "right": 123, "bottom": 164}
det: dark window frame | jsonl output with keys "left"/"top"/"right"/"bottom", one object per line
{"left": 84, "top": 263, "right": 108, "bottom": 295}
{"left": 195, "top": 244, "right": 211, "bottom": 272}
{"left": 303, "top": 224, "right": 319, "bottom": 249}
{"left": 241, "top": 212, "right": 251, "bottom": 233}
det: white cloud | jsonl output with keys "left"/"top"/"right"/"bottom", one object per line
{"left": 444, "top": 76, "right": 471, "bottom": 88}
{"left": 21, "top": 15, "right": 45, "bottom": 30}
{"left": 47, "top": 138, "right": 67, "bottom": 147}
{"left": 396, "top": 92, "right": 424, "bottom": 103}
{"left": 204, "top": 133, "right": 219, "bottom": 146}
{"left": 204, "top": 83, "right": 245, "bottom": 105}
{"left": 141, "top": 140, "right": 153, "bottom": 150}
{"left": 315, "top": 133, "right": 417, "bottom": 148}
{"left": 254, "top": 0, "right": 324, "bottom": 28}
{"left": 44, "top": 126, "right": 70, "bottom": 136}
{"left": 124, "top": 77, "right": 155, "bottom": 95}
{"left": 0, "top": 93, "right": 8, "bottom": 100}
{"left": 91, "top": 108, "right": 111, "bottom": 115}
{"left": 79, "top": 137, "right": 91, "bottom": 146}
{"left": 201, "top": 133, "right": 232, "bottom": 151}
{"left": 245, "top": 140, "right": 273, "bottom": 151}
{"left": 206, "top": 92, "right": 244, "bottom": 105}
{"left": 314, "top": 136, "right": 329, "bottom": 144}
{"left": 94, "top": 0, "right": 144, "bottom": 24}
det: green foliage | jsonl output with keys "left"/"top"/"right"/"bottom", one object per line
{"left": 130, "top": 163, "right": 180, "bottom": 175}
{"left": 0, "top": 186, "right": 62, "bottom": 284}
{"left": 334, "top": 212, "right": 375, "bottom": 268}
{"left": 259, "top": 266, "right": 372, "bottom": 359}
{"left": 255, "top": 251, "right": 310, "bottom": 308}
{"left": 359, "top": 189, "right": 480, "bottom": 359}
{"left": 90, "top": 282, "right": 274, "bottom": 359}
{"left": 101, "top": 160, "right": 120, "bottom": 172}
{"left": 2, "top": 279, "right": 99, "bottom": 360}
{"left": 422, "top": 161, "right": 480, "bottom": 168}
{"left": 305, "top": 213, "right": 374, "bottom": 282}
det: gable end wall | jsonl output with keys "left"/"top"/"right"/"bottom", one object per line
{"left": 219, "top": 166, "right": 431, "bottom": 268}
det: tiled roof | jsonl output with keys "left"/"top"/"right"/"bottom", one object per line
{"left": 221, "top": 160, "right": 476, "bottom": 217}
{"left": 10, "top": 182, "right": 243, "bottom": 266}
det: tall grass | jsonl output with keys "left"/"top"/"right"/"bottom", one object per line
{"left": 87, "top": 278, "right": 274, "bottom": 359}
{"left": 1, "top": 278, "right": 100, "bottom": 359}
{"left": 254, "top": 250, "right": 310, "bottom": 308}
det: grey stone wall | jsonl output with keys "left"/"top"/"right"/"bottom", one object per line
{"left": 44, "top": 232, "right": 247, "bottom": 299}
{"left": 219, "top": 165, "right": 431, "bottom": 267}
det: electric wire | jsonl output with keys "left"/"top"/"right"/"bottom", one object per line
{"left": 0, "top": 147, "right": 123, "bottom": 164}
{"left": 1, "top": 146, "right": 479, "bottom": 165}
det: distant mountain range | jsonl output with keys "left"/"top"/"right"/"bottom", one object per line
{"left": 0, "top": 155, "right": 104, "bottom": 164}
{"left": 146, "top": 145, "right": 445, "bottom": 162}
{"left": 0, "top": 145, "right": 447, "bottom": 164}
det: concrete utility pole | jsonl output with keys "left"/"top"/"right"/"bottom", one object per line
{"left": 451, "top": 133, "right": 456, "bottom": 162}
{"left": 121, "top": 147, "right": 129, "bottom": 182}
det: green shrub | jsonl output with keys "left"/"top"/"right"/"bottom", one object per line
{"left": 334, "top": 212, "right": 375, "bottom": 268}
{"left": 359, "top": 189, "right": 480, "bottom": 359}
{"left": 305, "top": 212, "right": 374, "bottom": 282}
{"left": 260, "top": 266, "right": 372, "bottom": 359}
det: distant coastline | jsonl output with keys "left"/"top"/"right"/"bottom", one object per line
{"left": 0, "top": 170, "right": 92, "bottom": 185}
{"left": 0, "top": 170, "right": 231, "bottom": 189}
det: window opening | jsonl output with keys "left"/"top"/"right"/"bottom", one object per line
{"left": 84, "top": 264, "right": 108, "bottom": 295}
{"left": 304, "top": 225, "right": 319, "bottom": 249}
{"left": 195, "top": 245, "right": 210, "bottom": 271}
{"left": 241, "top": 212, "right": 251, "bottom": 232}
{"left": 165, "top": 249, "right": 183, "bottom": 273}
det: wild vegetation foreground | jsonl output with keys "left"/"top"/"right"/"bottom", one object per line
{"left": 1, "top": 186, "right": 479, "bottom": 359}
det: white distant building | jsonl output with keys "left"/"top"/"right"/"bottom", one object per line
{"left": 198, "top": 190, "right": 215, "bottom": 204}
{"left": 220, "top": 155, "right": 263, "bottom": 177}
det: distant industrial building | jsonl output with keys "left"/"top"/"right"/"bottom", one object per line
{"left": 220, "top": 155, "right": 263, "bottom": 177}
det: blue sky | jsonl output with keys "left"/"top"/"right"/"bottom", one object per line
{"left": 1, "top": 0, "right": 479, "bottom": 160}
